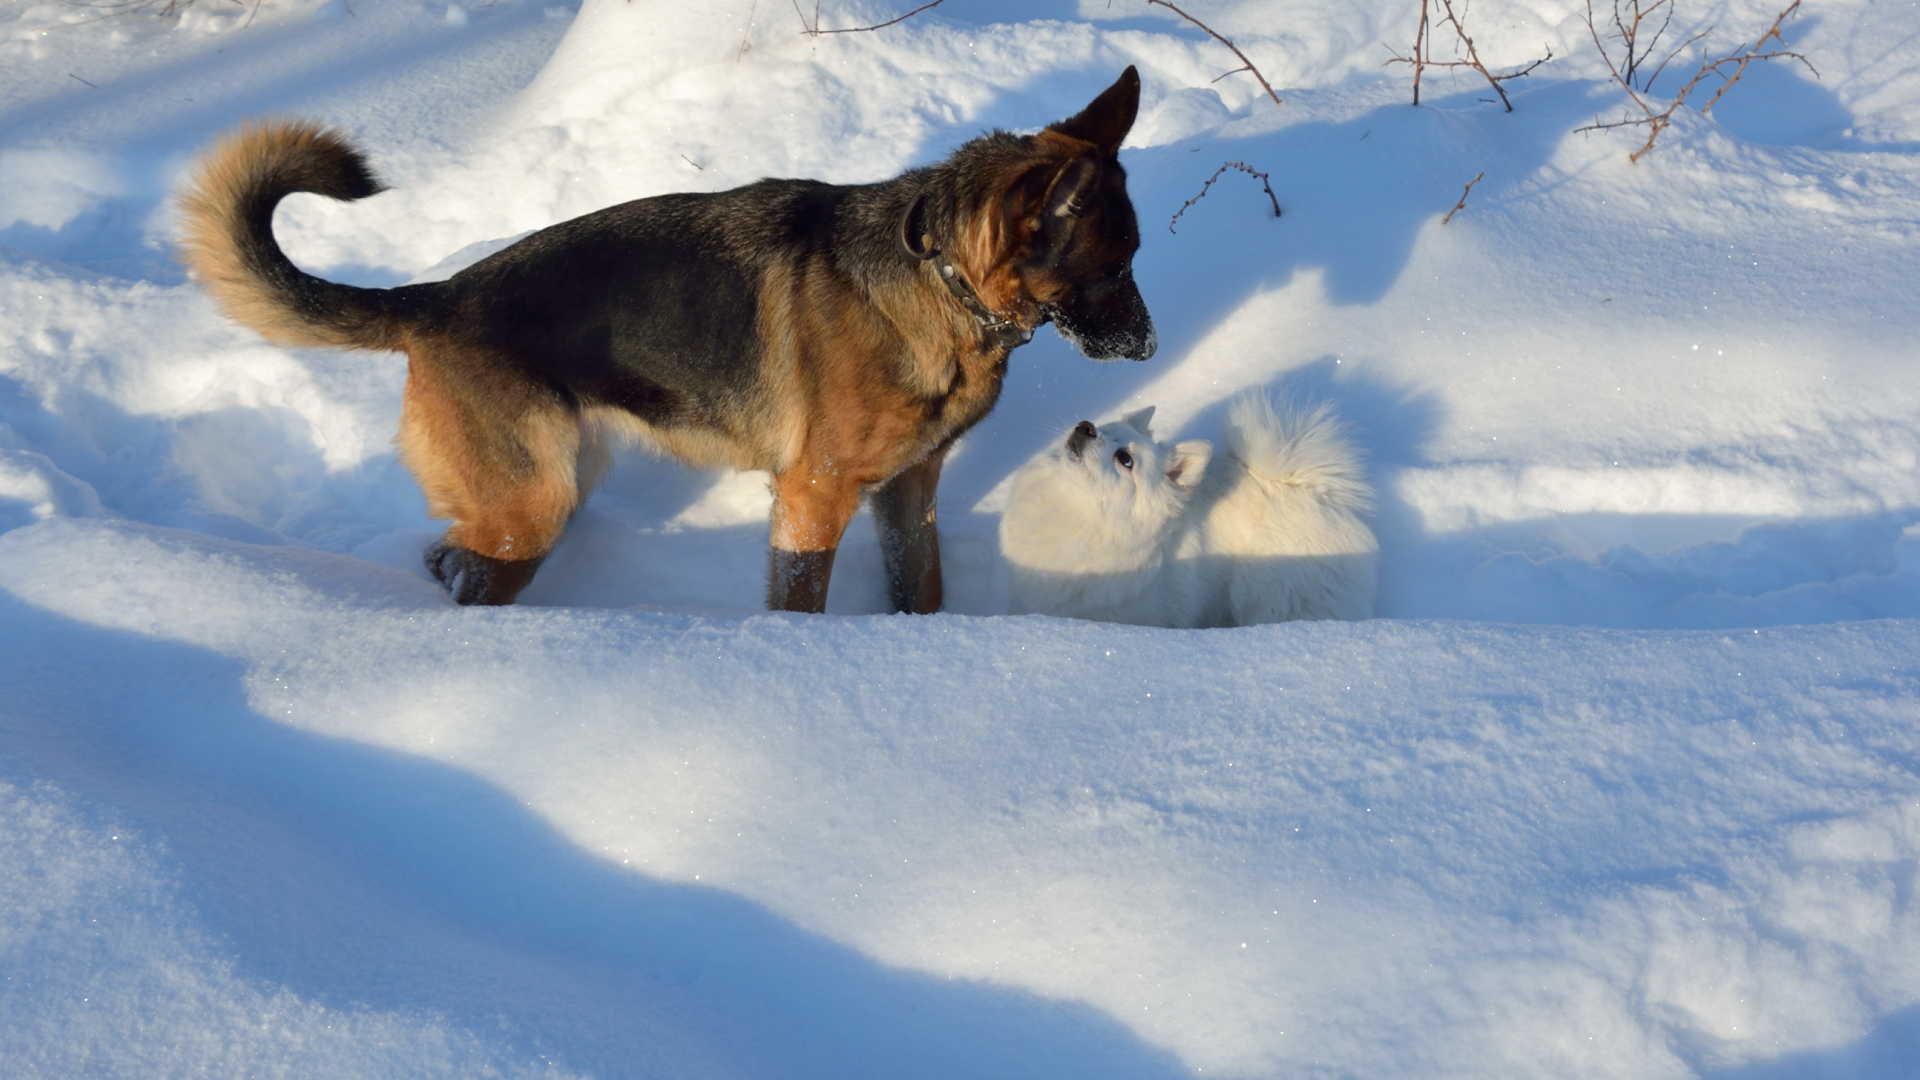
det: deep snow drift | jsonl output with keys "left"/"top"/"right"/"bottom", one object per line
{"left": 2, "top": 1, "right": 1918, "bottom": 1077}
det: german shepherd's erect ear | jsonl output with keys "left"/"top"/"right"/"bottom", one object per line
{"left": 1048, "top": 65, "right": 1142, "bottom": 154}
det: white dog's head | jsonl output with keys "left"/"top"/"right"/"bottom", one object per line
{"left": 1054, "top": 407, "right": 1212, "bottom": 526}
{"left": 1001, "top": 407, "right": 1214, "bottom": 575}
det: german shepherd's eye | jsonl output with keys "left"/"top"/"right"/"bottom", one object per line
{"left": 1114, "top": 448, "right": 1134, "bottom": 470}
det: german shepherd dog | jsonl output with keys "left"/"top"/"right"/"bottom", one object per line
{"left": 179, "top": 68, "right": 1154, "bottom": 612}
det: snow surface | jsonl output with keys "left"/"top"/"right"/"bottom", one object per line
{"left": 3, "top": 0, "right": 1918, "bottom": 1076}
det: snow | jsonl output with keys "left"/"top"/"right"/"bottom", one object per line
{"left": 2, "top": 0, "right": 1918, "bottom": 1076}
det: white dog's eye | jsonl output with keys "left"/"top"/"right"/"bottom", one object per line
{"left": 1114, "top": 448, "right": 1134, "bottom": 470}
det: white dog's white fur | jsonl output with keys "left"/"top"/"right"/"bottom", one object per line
{"left": 1000, "top": 393, "right": 1378, "bottom": 627}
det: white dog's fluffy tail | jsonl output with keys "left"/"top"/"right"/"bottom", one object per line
{"left": 1225, "top": 393, "right": 1373, "bottom": 513}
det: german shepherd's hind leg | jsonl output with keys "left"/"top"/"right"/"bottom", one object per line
{"left": 767, "top": 468, "right": 865, "bottom": 613}
{"left": 399, "top": 349, "right": 584, "bottom": 606}
{"left": 869, "top": 448, "right": 947, "bottom": 614}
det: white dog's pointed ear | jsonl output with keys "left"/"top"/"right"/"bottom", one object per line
{"left": 1166, "top": 440, "right": 1211, "bottom": 490}
{"left": 1120, "top": 406, "right": 1155, "bottom": 434}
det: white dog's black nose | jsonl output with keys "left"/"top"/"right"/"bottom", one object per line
{"left": 1067, "top": 420, "right": 1097, "bottom": 458}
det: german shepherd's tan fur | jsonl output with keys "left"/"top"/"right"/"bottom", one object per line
{"left": 179, "top": 68, "right": 1155, "bottom": 611}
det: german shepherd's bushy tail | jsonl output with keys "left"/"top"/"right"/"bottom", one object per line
{"left": 178, "top": 122, "right": 411, "bottom": 351}
{"left": 1225, "top": 392, "right": 1374, "bottom": 514}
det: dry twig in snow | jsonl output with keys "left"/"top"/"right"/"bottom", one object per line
{"left": 1146, "top": 0, "right": 1283, "bottom": 108}
{"left": 1168, "top": 161, "right": 1283, "bottom": 234}
{"left": 1386, "top": 0, "right": 1552, "bottom": 111}
{"left": 1441, "top": 171, "right": 1486, "bottom": 225}
{"left": 800, "top": 0, "right": 945, "bottom": 35}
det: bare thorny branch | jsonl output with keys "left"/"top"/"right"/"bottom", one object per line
{"left": 1577, "top": 0, "right": 1816, "bottom": 162}
{"left": 1603, "top": 0, "right": 1682, "bottom": 89}
{"left": 1406, "top": 0, "right": 1431, "bottom": 105}
{"left": 1386, "top": 0, "right": 1553, "bottom": 111}
{"left": 796, "top": 0, "right": 945, "bottom": 35}
{"left": 796, "top": 1, "right": 1286, "bottom": 114}
{"left": 1145, "top": 0, "right": 1283, "bottom": 108}
{"left": 1168, "top": 161, "right": 1282, "bottom": 234}
{"left": 1137, "top": 8, "right": 1285, "bottom": 234}
{"left": 793, "top": 2, "right": 1290, "bottom": 234}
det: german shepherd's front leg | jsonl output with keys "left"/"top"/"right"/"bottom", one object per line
{"left": 767, "top": 468, "right": 864, "bottom": 613}
{"left": 869, "top": 448, "right": 947, "bottom": 614}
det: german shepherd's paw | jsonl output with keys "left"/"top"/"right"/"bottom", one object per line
{"left": 424, "top": 540, "right": 541, "bottom": 607}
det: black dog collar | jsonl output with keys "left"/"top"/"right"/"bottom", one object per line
{"left": 898, "top": 200, "right": 1033, "bottom": 352}
{"left": 929, "top": 254, "right": 1034, "bottom": 351}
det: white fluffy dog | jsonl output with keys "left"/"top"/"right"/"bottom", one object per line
{"left": 1000, "top": 394, "right": 1378, "bottom": 627}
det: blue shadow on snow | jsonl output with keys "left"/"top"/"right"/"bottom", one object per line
{"left": 0, "top": 587, "right": 1191, "bottom": 1079}
{"left": 1704, "top": 1005, "right": 1920, "bottom": 1079}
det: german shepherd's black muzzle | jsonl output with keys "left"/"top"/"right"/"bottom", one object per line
{"left": 1045, "top": 267, "right": 1156, "bottom": 362}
